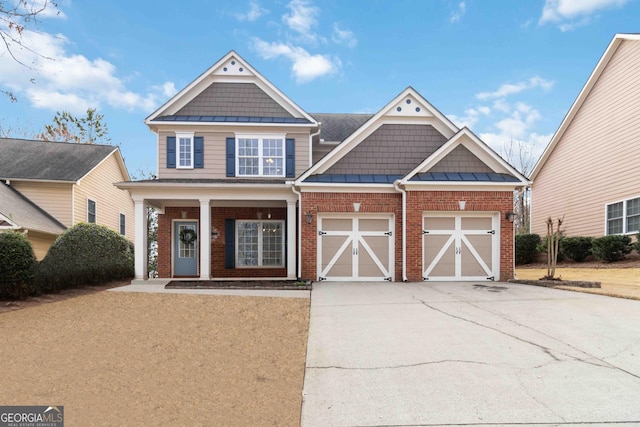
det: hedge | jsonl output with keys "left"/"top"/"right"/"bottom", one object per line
{"left": 0, "top": 231, "right": 38, "bottom": 299}
{"left": 515, "top": 233, "right": 540, "bottom": 265}
{"left": 591, "top": 235, "right": 632, "bottom": 262}
{"left": 560, "top": 236, "right": 593, "bottom": 262}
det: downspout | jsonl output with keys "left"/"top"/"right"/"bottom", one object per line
{"left": 309, "top": 126, "right": 321, "bottom": 168}
{"left": 289, "top": 182, "right": 303, "bottom": 279}
{"left": 393, "top": 180, "right": 409, "bottom": 282}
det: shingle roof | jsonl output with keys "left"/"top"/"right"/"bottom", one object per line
{"left": 153, "top": 116, "right": 312, "bottom": 124}
{"left": 410, "top": 172, "right": 521, "bottom": 182}
{"left": 311, "top": 113, "right": 373, "bottom": 142}
{"left": 0, "top": 138, "right": 117, "bottom": 182}
{"left": 0, "top": 183, "right": 66, "bottom": 234}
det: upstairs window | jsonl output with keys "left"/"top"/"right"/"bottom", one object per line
{"left": 177, "top": 132, "right": 194, "bottom": 169}
{"left": 606, "top": 196, "right": 640, "bottom": 235}
{"left": 87, "top": 199, "right": 96, "bottom": 223}
{"left": 236, "top": 135, "right": 285, "bottom": 177}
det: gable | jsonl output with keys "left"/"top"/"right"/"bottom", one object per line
{"left": 429, "top": 145, "right": 492, "bottom": 173}
{"left": 324, "top": 124, "right": 448, "bottom": 175}
{"left": 174, "top": 82, "right": 294, "bottom": 118}
{"left": 0, "top": 183, "right": 66, "bottom": 235}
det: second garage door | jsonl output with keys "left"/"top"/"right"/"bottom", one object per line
{"left": 318, "top": 215, "right": 394, "bottom": 281}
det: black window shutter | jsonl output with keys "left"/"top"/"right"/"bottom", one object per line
{"left": 226, "top": 137, "right": 235, "bottom": 177}
{"left": 167, "top": 136, "right": 176, "bottom": 168}
{"left": 286, "top": 138, "right": 295, "bottom": 178}
{"left": 224, "top": 219, "right": 235, "bottom": 269}
{"left": 194, "top": 136, "right": 204, "bottom": 168}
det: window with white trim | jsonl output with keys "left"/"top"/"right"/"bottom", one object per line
{"left": 606, "top": 196, "right": 640, "bottom": 235}
{"left": 177, "top": 132, "right": 194, "bottom": 169}
{"left": 236, "top": 220, "right": 284, "bottom": 267}
{"left": 119, "top": 213, "right": 126, "bottom": 235}
{"left": 236, "top": 135, "right": 284, "bottom": 177}
{"left": 87, "top": 199, "right": 96, "bottom": 223}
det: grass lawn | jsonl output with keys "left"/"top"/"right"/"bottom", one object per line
{"left": 0, "top": 290, "right": 309, "bottom": 426}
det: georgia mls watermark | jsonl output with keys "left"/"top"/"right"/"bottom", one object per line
{"left": 0, "top": 406, "right": 63, "bottom": 427}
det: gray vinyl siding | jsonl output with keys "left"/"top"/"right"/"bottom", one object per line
{"left": 176, "top": 83, "right": 294, "bottom": 118}
{"left": 532, "top": 39, "right": 640, "bottom": 237}
{"left": 158, "top": 128, "right": 310, "bottom": 179}
{"left": 325, "top": 124, "right": 447, "bottom": 175}
{"left": 429, "top": 145, "right": 493, "bottom": 173}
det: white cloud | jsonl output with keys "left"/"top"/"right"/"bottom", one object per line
{"left": 235, "top": 1, "right": 268, "bottom": 22}
{"left": 450, "top": 1, "right": 466, "bottom": 23}
{"left": 332, "top": 23, "right": 357, "bottom": 48}
{"left": 282, "top": 0, "right": 320, "bottom": 43}
{"left": 253, "top": 38, "right": 339, "bottom": 83}
{"left": 539, "top": 0, "right": 627, "bottom": 29}
{"left": 449, "top": 106, "right": 491, "bottom": 129}
{"left": 0, "top": 23, "right": 169, "bottom": 113}
{"left": 476, "top": 76, "right": 554, "bottom": 100}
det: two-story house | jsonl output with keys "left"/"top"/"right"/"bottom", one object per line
{"left": 0, "top": 138, "right": 134, "bottom": 259}
{"left": 119, "top": 51, "right": 529, "bottom": 282}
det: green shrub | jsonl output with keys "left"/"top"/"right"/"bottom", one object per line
{"left": 591, "top": 235, "right": 632, "bottom": 262}
{"left": 515, "top": 233, "right": 540, "bottom": 265}
{"left": 0, "top": 231, "right": 38, "bottom": 299}
{"left": 36, "top": 223, "right": 134, "bottom": 292}
{"left": 560, "top": 236, "right": 593, "bottom": 262}
{"left": 536, "top": 233, "right": 565, "bottom": 262}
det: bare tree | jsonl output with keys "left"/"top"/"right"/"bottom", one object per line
{"left": 37, "top": 109, "right": 110, "bottom": 144}
{"left": 501, "top": 138, "right": 536, "bottom": 234}
{"left": 0, "top": 1, "right": 60, "bottom": 101}
{"left": 131, "top": 169, "right": 158, "bottom": 278}
{"left": 543, "top": 216, "right": 564, "bottom": 280}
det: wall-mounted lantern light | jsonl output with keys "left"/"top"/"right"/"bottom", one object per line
{"left": 505, "top": 211, "right": 516, "bottom": 223}
{"left": 306, "top": 212, "right": 313, "bottom": 224}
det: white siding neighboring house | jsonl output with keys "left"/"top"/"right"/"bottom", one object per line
{"left": 531, "top": 33, "right": 640, "bottom": 238}
{"left": 0, "top": 138, "right": 134, "bottom": 259}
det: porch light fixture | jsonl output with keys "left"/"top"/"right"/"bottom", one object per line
{"left": 458, "top": 201, "right": 466, "bottom": 211}
{"left": 505, "top": 211, "right": 516, "bottom": 223}
{"left": 306, "top": 211, "right": 313, "bottom": 224}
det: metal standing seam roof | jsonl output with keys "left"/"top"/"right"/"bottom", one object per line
{"left": 410, "top": 172, "right": 521, "bottom": 182}
{"left": 0, "top": 138, "right": 116, "bottom": 182}
{"left": 0, "top": 183, "right": 66, "bottom": 235}
{"left": 303, "top": 174, "right": 404, "bottom": 184}
{"left": 152, "top": 115, "right": 313, "bottom": 124}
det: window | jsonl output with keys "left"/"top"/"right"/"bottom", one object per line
{"left": 177, "top": 132, "right": 194, "bottom": 169}
{"left": 236, "top": 135, "right": 284, "bottom": 177}
{"left": 236, "top": 220, "right": 284, "bottom": 267}
{"left": 119, "top": 213, "right": 126, "bottom": 235}
{"left": 606, "top": 196, "right": 640, "bottom": 235}
{"left": 87, "top": 199, "right": 96, "bottom": 223}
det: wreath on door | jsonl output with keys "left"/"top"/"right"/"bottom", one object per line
{"left": 179, "top": 228, "right": 197, "bottom": 245}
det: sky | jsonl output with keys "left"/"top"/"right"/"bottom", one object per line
{"left": 0, "top": 0, "right": 638, "bottom": 176}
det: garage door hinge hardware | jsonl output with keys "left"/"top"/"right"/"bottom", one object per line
{"left": 318, "top": 231, "right": 327, "bottom": 235}
{"left": 422, "top": 230, "right": 429, "bottom": 234}
{"left": 423, "top": 277, "right": 429, "bottom": 281}
{"left": 384, "top": 231, "right": 392, "bottom": 236}
{"left": 384, "top": 277, "right": 392, "bottom": 281}
{"left": 487, "top": 230, "right": 496, "bottom": 234}
{"left": 319, "top": 276, "right": 327, "bottom": 281}
{"left": 487, "top": 276, "right": 495, "bottom": 281}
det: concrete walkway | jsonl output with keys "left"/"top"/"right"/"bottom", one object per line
{"left": 302, "top": 281, "right": 640, "bottom": 426}
{"left": 109, "top": 281, "right": 310, "bottom": 299}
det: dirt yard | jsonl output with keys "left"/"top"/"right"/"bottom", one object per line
{"left": 0, "top": 287, "right": 309, "bottom": 426}
{"left": 516, "top": 259, "right": 640, "bottom": 300}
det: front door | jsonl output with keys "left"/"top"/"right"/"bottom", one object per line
{"left": 174, "top": 221, "right": 198, "bottom": 277}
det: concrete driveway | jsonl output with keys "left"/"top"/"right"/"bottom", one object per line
{"left": 301, "top": 282, "right": 640, "bottom": 426}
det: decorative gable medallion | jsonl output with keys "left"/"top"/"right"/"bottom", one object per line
{"left": 387, "top": 94, "right": 433, "bottom": 117}
{"left": 212, "top": 57, "right": 255, "bottom": 77}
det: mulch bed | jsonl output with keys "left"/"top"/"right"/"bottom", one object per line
{"left": 166, "top": 280, "right": 312, "bottom": 290}
{"left": 509, "top": 279, "right": 601, "bottom": 288}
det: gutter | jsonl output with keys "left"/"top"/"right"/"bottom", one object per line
{"left": 288, "top": 181, "right": 303, "bottom": 279}
{"left": 393, "top": 180, "right": 409, "bottom": 282}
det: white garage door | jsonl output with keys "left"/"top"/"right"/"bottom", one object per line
{"left": 423, "top": 213, "right": 499, "bottom": 281}
{"left": 318, "top": 215, "right": 394, "bottom": 281}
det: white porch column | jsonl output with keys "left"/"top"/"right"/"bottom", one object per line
{"left": 133, "top": 199, "right": 148, "bottom": 280}
{"left": 287, "top": 200, "right": 297, "bottom": 279}
{"left": 199, "top": 199, "right": 211, "bottom": 279}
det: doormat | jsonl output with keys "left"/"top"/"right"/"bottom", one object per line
{"left": 166, "top": 280, "right": 312, "bottom": 290}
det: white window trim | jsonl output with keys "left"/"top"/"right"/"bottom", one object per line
{"left": 605, "top": 194, "right": 640, "bottom": 235}
{"left": 235, "top": 133, "right": 286, "bottom": 178}
{"left": 235, "top": 220, "right": 285, "bottom": 268}
{"left": 119, "top": 212, "right": 126, "bottom": 235}
{"left": 87, "top": 199, "right": 97, "bottom": 223}
{"left": 176, "top": 132, "right": 195, "bottom": 169}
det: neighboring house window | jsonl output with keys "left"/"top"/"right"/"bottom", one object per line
{"left": 177, "top": 132, "right": 194, "bottom": 169}
{"left": 236, "top": 220, "right": 284, "bottom": 267}
{"left": 119, "top": 213, "right": 126, "bottom": 235}
{"left": 87, "top": 199, "right": 96, "bottom": 223}
{"left": 606, "top": 196, "right": 640, "bottom": 235}
{"left": 236, "top": 135, "right": 285, "bottom": 177}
